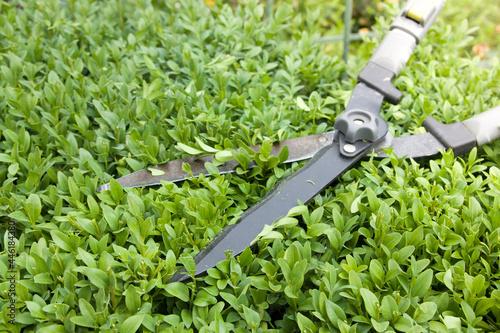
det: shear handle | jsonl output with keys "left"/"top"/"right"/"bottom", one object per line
{"left": 358, "top": 0, "right": 446, "bottom": 104}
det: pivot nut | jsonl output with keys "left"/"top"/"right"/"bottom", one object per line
{"left": 334, "top": 110, "right": 380, "bottom": 143}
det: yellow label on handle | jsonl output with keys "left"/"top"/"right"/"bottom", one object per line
{"left": 407, "top": 0, "right": 435, "bottom": 23}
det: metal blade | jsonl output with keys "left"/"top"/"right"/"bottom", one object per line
{"left": 97, "top": 130, "right": 450, "bottom": 192}
{"left": 168, "top": 131, "right": 450, "bottom": 282}
{"left": 96, "top": 132, "right": 335, "bottom": 192}
{"left": 373, "top": 132, "right": 446, "bottom": 159}
{"left": 168, "top": 138, "right": 373, "bottom": 282}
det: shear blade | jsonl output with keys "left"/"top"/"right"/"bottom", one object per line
{"left": 168, "top": 136, "right": 381, "bottom": 282}
{"left": 97, "top": 130, "right": 447, "bottom": 193}
{"left": 374, "top": 132, "right": 446, "bottom": 158}
{"left": 168, "top": 130, "right": 451, "bottom": 282}
{"left": 96, "top": 132, "right": 336, "bottom": 192}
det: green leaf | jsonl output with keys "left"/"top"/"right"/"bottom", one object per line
{"left": 287, "top": 205, "right": 307, "bottom": 217}
{"left": 429, "top": 321, "right": 448, "bottom": 333}
{"left": 242, "top": 305, "right": 260, "bottom": 329}
{"left": 25, "top": 301, "right": 46, "bottom": 319}
{"left": 179, "top": 254, "right": 196, "bottom": 276}
{"left": 165, "top": 250, "right": 177, "bottom": 272}
{"left": 163, "top": 314, "right": 181, "bottom": 326}
{"left": 371, "top": 319, "right": 390, "bottom": 332}
{"left": 127, "top": 192, "right": 145, "bottom": 216}
{"left": 76, "top": 217, "right": 99, "bottom": 236}
{"left": 465, "top": 273, "right": 485, "bottom": 296}
{"left": 443, "top": 316, "right": 461, "bottom": 330}
{"left": 394, "top": 317, "right": 414, "bottom": 331}
{"left": 366, "top": 187, "right": 380, "bottom": 210}
{"left": 275, "top": 217, "right": 298, "bottom": 228}
{"left": 164, "top": 282, "right": 190, "bottom": 302}
{"left": 177, "top": 142, "right": 203, "bottom": 155}
{"left": 296, "top": 97, "right": 310, "bottom": 111}
{"left": 307, "top": 223, "right": 332, "bottom": 237}
{"left": 50, "top": 230, "right": 76, "bottom": 252}
{"left": 278, "top": 145, "right": 289, "bottom": 163}
{"left": 120, "top": 314, "right": 145, "bottom": 333}
{"left": 0, "top": 153, "right": 13, "bottom": 163}
{"left": 124, "top": 285, "right": 142, "bottom": 313}
{"left": 348, "top": 270, "right": 363, "bottom": 289}
{"left": 381, "top": 296, "right": 398, "bottom": 321}
{"left": 8, "top": 162, "right": 19, "bottom": 175}
{"left": 102, "top": 205, "right": 119, "bottom": 231}
{"left": 71, "top": 316, "right": 95, "bottom": 328}
{"left": 274, "top": 2, "right": 292, "bottom": 22}
{"left": 73, "top": 267, "right": 109, "bottom": 289}
{"left": 460, "top": 301, "right": 476, "bottom": 325}
{"left": 247, "top": 46, "right": 262, "bottom": 58}
{"left": 167, "top": 60, "right": 180, "bottom": 72}
{"left": 220, "top": 292, "right": 239, "bottom": 311}
{"left": 296, "top": 313, "right": 316, "bottom": 333}
{"left": 204, "top": 162, "right": 219, "bottom": 176}
{"left": 68, "top": 177, "right": 80, "bottom": 202}
{"left": 360, "top": 288, "right": 379, "bottom": 318}
{"left": 109, "top": 179, "right": 124, "bottom": 202}
{"left": 34, "top": 273, "right": 54, "bottom": 284}
{"left": 414, "top": 302, "right": 437, "bottom": 324}
{"left": 78, "top": 298, "right": 97, "bottom": 323}
{"left": 148, "top": 167, "right": 166, "bottom": 176}
{"left": 24, "top": 194, "right": 41, "bottom": 224}
{"left": 215, "top": 150, "right": 234, "bottom": 163}
{"left": 193, "top": 290, "right": 217, "bottom": 307}
{"left": 215, "top": 313, "right": 227, "bottom": 333}
{"left": 143, "top": 55, "right": 156, "bottom": 69}
{"left": 443, "top": 269, "right": 453, "bottom": 290}
{"left": 182, "top": 162, "right": 193, "bottom": 177}
{"left": 195, "top": 137, "right": 219, "bottom": 153}
{"left": 38, "top": 325, "right": 66, "bottom": 333}
{"left": 308, "top": 207, "right": 324, "bottom": 225}
{"left": 392, "top": 111, "right": 406, "bottom": 120}
{"left": 369, "top": 259, "right": 385, "bottom": 286}
{"left": 238, "top": 247, "right": 254, "bottom": 267}
{"left": 475, "top": 298, "right": 496, "bottom": 316}
{"left": 261, "top": 140, "right": 272, "bottom": 155}
{"left": 126, "top": 158, "right": 145, "bottom": 171}
{"left": 254, "top": 226, "right": 283, "bottom": 243}
{"left": 411, "top": 269, "right": 433, "bottom": 298}
{"left": 77, "top": 248, "right": 96, "bottom": 268}
{"left": 325, "top": 299, "right": 346, "bottom": 327}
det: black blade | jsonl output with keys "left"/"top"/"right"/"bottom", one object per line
{"left": 169, "top": 139, "right": 371, "bottom": 282}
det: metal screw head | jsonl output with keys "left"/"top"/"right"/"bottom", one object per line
{"left": 353, "top": 119, "right": 364, "bottom": 125}
{"left": 343, "top": 144, "right": 356, "bottom": 153}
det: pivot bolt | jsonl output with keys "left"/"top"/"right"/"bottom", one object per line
{"left": 343, "top": 144, "right": 356, "bottom": 154}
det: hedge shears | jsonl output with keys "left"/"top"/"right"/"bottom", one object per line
{"left": 97, "top": 0, "right": 500, "bottom": 282}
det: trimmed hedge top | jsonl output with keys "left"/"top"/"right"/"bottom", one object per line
{"left": 0, "top": 0, "right": 499, "bottom": 332}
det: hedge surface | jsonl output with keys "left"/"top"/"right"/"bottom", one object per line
{"left": 0, "top": 0, "right": 499, "bottom": 332}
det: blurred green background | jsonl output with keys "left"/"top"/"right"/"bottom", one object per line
{"left": 219, "top": 0, "right": 500, "bottom": 63}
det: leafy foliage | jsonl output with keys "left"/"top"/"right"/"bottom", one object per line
{"left": 0, "top": 0, "right": 499, "bottom": 332}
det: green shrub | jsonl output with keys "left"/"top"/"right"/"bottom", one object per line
{"left": 0, "top": 0, "right": 499, "bottom": 332}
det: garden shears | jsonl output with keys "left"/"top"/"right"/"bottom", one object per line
{"left": 96, "top": 0, "right": 500, "bottom": 282}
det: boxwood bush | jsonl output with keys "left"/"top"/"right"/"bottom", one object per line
{"left": 0, "top": 0, "right": 499, "bottom": 332}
